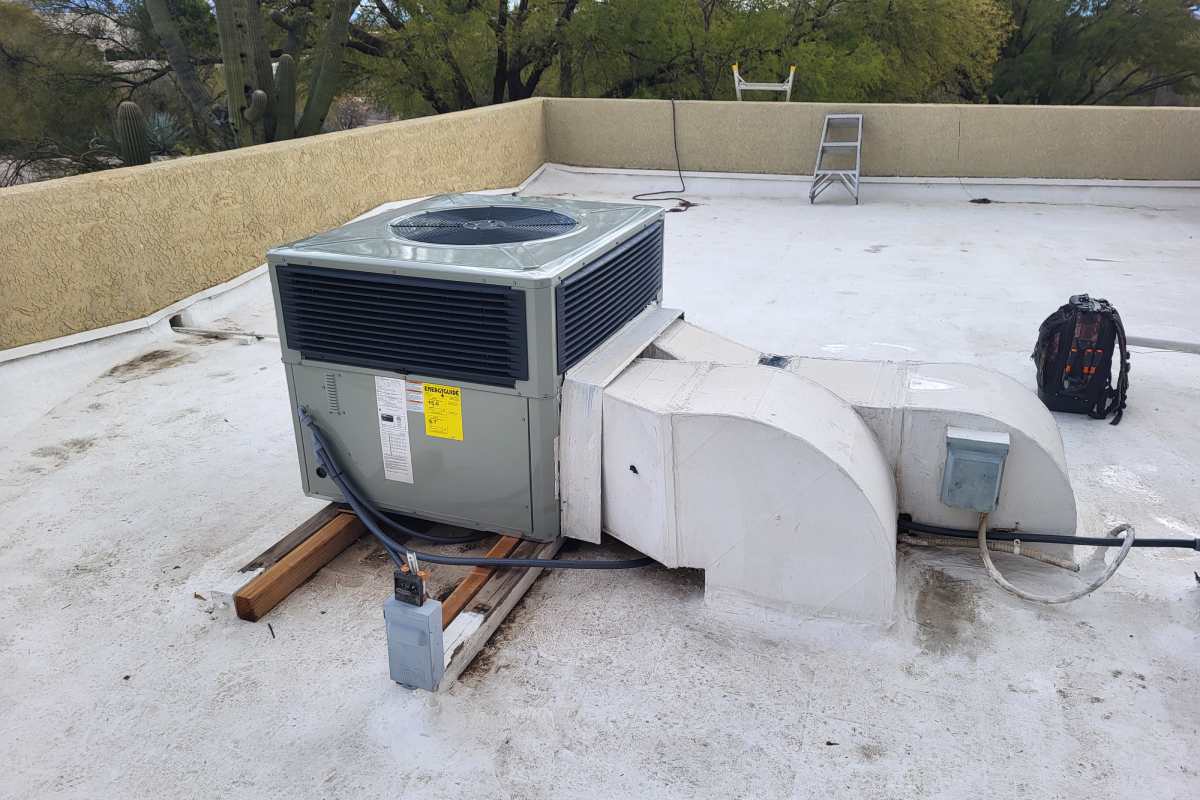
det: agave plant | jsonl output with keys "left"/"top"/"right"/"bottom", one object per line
{"left": 145, "top": 111, "right": 188, "bottom": 156}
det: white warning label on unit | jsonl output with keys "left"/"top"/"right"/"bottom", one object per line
{"left": 405, "top": 380, "right": 425, "bottom": 413}
{"left": 375, "top": 375, "right": 413, "bottom": 483}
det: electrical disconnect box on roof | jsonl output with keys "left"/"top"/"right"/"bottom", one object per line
{"left": 940, "top": 427, "right": 1010, "bottom": 513}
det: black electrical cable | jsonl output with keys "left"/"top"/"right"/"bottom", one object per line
{"left": 372, "top": 510, "right": 491, "bottom": 545}
{"left": 310, "top": 418, "right": 651, "bottom": 570}
{"left": 299, "top": 409, "right": 655, "bottom": 570}
{"left": 899, "top": 517, "right": 1199, "bottom": 551}
{"left": 631, "top": 99, "right": 694, "bottom": 212}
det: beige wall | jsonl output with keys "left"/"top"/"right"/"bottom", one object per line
{"left": 0, "top": 99, "right": 545, "bottom": 351}
{"left": 544, "top": 98, "right": 1200, "bottom": 180}
{"left": 3, "top": 95, "right": 1199, "bottom": 351}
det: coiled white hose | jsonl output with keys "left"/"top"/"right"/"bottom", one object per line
{"left": 899, "top": 532, "right": 1079, "bottom": 572}
{"left": 976, "top": 513, "right": 1135, "bottom": 604}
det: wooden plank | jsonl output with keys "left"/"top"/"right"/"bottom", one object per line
{"left": 234, "top": 512, "right": 365, "bottom": 621}
{"left": 440, "top": 539, "right": 545, "bottom": 662}
{"left": 440, "top": 535, "right": 521, "bottom": 628}
{"left": 239, "top": 502, "right": 345, "bottom": 573}
{"left": 440, "top": 537, "right": 563, "bottom": 689}
{"left": 453, "top": 538, "right": 545, "bottom": 617}
{"left": 239, "top": 503, "right": 440, "bottom": 574}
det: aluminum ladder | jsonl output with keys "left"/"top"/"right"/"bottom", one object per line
{"left": 810, "top": 113, "right": 862, "bottom": 204}
{"left": 731, "top": 63, "right": 796, "bottom": 101}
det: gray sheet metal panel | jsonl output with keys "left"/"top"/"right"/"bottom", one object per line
{"left": 526, "top": 280, "right": 562, "bottom": 540}
{"left": 527, "top": 394, "right": 561, "bottom": 540}
{"left": 275, "top": 273, "right": 314, "bottom": 495}
{"left": 289, "top": 363, "right": 535, "bottom": 536}
{"left": 522, "top": 283, "right": 558, "bottom": 399}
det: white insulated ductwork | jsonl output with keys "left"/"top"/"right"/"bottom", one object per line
{"left": 653, "top": 322, "right": 1079, "bottom": 556}
{"left": 560, "top": 314, "right": 1080, "bottom": 623}
{"left": 601, "top": 359, "right": 898, "bottom": 622}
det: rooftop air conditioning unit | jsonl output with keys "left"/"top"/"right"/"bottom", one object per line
{"left": 267, "top": 194, "right": 665, "bottom": 542}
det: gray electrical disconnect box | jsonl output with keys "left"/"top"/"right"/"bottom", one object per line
{"left": 940, "top": 427, "right": 1010, "bottom": 513}
{"left": 383, "top": 597, "right": 443, "bottom": 690}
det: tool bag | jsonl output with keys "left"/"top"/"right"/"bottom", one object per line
{"left": 1032, "top": 294, "right": 1130, "bottom": 425}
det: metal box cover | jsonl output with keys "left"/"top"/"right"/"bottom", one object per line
{"left": 940, "top": 427, "right": 1011, "bottom": 513}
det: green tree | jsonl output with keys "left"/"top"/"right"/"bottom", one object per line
{"left": 0, "top": 3, "right": 116, "bottom": 184}
{"left": 565, "top": 0, "right": 887, "bottom": 101}
{"left": 352, "top": 0, "right": 1013, "bottom": 113}
{"left": 349, "top": 0, "right": 581, "bottom": 113}
{"left": 133, "top": 0, "right": 221, "bottom": 59}
{"left": 868, "top": 0, "right": 1013, "bottom": 102}
{"left": 555, "top": 0, "right": 1009, "bottom": 102}
{"left": 991, "top": 1, "right": 1200, "bottom": 104}
{"left": 34, "top": 1, "right": 226, "bottom": 149}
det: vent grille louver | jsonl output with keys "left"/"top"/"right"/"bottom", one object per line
{"left": 556, "top": 221, "right": 664, "bottom": 372}
{"left": 277, "top": 265, "right": 528, "bottom": 387}
{"left": 324, "top": 372, "right": 341, "bottom": 414}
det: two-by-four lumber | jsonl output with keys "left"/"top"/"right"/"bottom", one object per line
{"left": 234, "top": 512, "right": 365, "bottom": 621}
{"left": 440, "top": 537, "right": 563, "bottom": 688}
{"left": 239, "top": 502, "right": 345, "bottom": 573}
{"left": 440, "top": 535, "right": 521, "bottom": 629}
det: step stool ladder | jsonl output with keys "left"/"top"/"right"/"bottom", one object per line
{"left": 732, "top": 63, "right": 796, "bottom": 101}
{"left": 810, "top": 113, "right": 863, "bottom": 204}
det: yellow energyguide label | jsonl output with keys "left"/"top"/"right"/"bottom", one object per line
{"left": 423, "top": 383, "right": 463, "bottom": 441}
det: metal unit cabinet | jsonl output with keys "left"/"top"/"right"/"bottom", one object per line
{"left": 268, "top": 194, "right": 665, "bottom": 541}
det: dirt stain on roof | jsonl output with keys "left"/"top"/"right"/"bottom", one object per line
{"left": 914, "top": 568, "right": 982, "bottom": 656}
{"left": 105, "top": 349, "right": 193, "bottom": 381}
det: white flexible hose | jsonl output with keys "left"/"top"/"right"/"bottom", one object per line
{"left": 976, "top": 513, "right": 1135, "bottom": 604}
{"left": 899, "top": 533, "right": 1079, "bottom": 572}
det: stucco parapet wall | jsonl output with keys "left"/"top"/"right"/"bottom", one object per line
{"left": 5, "top": 96, "right": 1200, "bottom": 352}
{"left": 0, "top": 99, "right": 546, "bottom": 351}
{"left": 544, "top": 98, "right": 1200, "bottom": 181}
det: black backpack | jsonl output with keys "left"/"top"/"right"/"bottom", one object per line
{"left": 1032, "top": 294, "right": 1130, "bottom": 425}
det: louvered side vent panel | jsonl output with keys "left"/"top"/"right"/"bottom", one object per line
{"left": 277, "top": 265, "right": 528, "bottom": 387}
{"left": 556, "top": 221, "right": 664, "bottom": 372}
{"left": 324, "top": 372, "right": 342, "bottom": 415}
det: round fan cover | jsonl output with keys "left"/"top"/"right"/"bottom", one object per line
{"left": 391, "top": 207, "right": 578, "bottom": 245}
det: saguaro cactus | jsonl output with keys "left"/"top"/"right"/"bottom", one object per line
{"left": 243, "top": 0, "right": 276, "bottom": 140}
{"left": 114, "top": 101, "right": 152, "bottom": 166}
{"left": 295, "top": 0, "right": 354, "bottom": 137}
{"left": 244, "top": 89, "right": 268, "bottom": 124}
{"left": 213, "top": 0, "right": 257, "bottom": 146}
{"left": 272, "top": 54, "right": 297, "bottom": 141}
{"left": 212, "top": 0, "right": 353, "bottom": 146}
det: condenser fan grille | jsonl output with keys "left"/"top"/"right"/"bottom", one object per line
{"left": 391, "top": 207, "right": 578, "bottom": 245}
{"left": 276, "top": 264, "right": 529, "bottom": 387}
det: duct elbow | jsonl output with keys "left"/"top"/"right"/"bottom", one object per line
{"left": 600, "top": 360, "right": 898, "bottom": 623}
